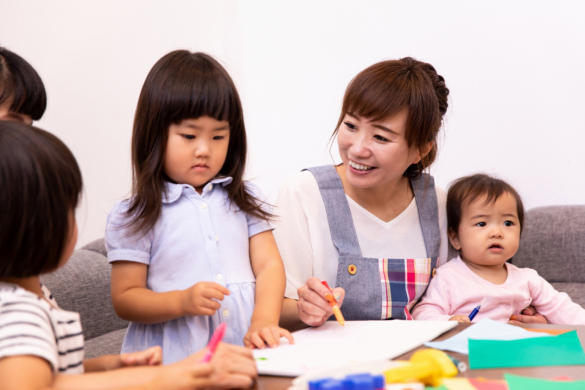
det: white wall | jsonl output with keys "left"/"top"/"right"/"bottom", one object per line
{"left": 1, "top": 1, "right": 584, "bottom": 248}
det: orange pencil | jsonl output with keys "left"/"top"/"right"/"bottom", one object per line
{"left": 321, "top": 280, "right": 345, "bottom": 326}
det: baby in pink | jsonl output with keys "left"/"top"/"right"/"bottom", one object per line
{"left": 412, "top": 174, "right": 585, "bottom": 325}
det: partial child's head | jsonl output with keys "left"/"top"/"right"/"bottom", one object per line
{"left": 129, "top": 50, "right": 249, "bottom": 233}
{"left": 0, "top": 121, "right": 82, "bottom": 278}
{"left": 0, "top": 47, "right": 47, "bottom": 124}
{"left": 447, "top": 174, "right": 524, "bottom": 264}
{"left": 332, "top": 57, "right": 449, "bottom": 179}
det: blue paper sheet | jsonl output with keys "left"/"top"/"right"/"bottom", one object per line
{"left": 425, "top": 318, "right": 549, "bottom": 354}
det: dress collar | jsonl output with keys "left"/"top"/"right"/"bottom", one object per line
{"left": 163, "top": 177, "right": 233, "bottom": 204}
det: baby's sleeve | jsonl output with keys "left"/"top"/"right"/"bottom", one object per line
{"left": 411, "top": 269, "right": 454, "bottom": 321}
{"left": 105, "top": 200, "right": 152, "bottom": 265}
{"left": 0, "top": 299, "right": 58, "bottom": 372}
{"left": 528, "top": 270, "right": 585, "bottom": 325}
{"left": 244, "top": 182, "right": 274, "bottom": 238}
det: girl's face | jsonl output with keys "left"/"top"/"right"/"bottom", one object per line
{"left": 337, "top": 108, "right": 424, "bottom": 190}
{"left": 164, "top": 116, "right": 230, "bottom": 193}
{"left": 449, "top": 192, "right": 521, "bottom": 270}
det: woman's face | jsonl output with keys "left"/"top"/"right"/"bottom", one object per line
{"left": 337, "top": 108, "right": 423, "bottom": 190}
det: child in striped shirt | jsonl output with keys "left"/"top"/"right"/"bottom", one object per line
{"left": 0, "top": 121, "right": 256, "bottom": 390}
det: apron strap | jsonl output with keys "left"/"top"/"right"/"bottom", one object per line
{"left": 304, "top": 166, "right": 362, "bottom": 257}
{"left": 411, "top": 173, "right": 441, "bottom": 259}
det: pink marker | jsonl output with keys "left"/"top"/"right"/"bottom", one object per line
{"left": 201, "top": 323, "right": 227, "bottom": 362}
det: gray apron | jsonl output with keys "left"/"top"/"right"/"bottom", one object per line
{"left": 306, "top": 166, "right": 440, "bottom": 320}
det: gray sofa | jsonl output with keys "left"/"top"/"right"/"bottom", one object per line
{"left": 513, "top": 205, "right": 585, "bottom": 309}
{"left": 40, "top": 239, "right": 128, "bottom": 359}
{"left": 38, "top": 206, "right": 585, "bottom": 359}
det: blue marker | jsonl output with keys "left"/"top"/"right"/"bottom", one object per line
{"left": 468, "top": 298, "right": 485, "bottom": 321}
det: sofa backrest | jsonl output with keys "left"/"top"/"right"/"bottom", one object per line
{"left": 40, "top": 245, "right": 128, "bottom": 341}
{"left": 514, "top": 205, "right": 585, "bottom": 284}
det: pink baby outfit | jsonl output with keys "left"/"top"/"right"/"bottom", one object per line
{"left": 412, "top": 256, "right": 585, "bottom": 325}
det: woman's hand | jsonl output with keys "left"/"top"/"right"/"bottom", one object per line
{"left": 297, "top": 277, "right": 345, "bottom": 327}
{"left": 181, "top": 282, "right": 230, "bottom": 317}
{"left": 244, "top": 321, "right": 294, "bottom": 349}
{"left": 509, "top": 306, "right": 548, "bottom": 324}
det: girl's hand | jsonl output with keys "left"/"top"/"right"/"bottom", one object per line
{"left": 181, "top": 282, "right": 231, "bottom": 316}
{"left": 120, "top": 346, "right": 162, "bottom": 367}
{"left": 449, "top": 315, "right": 471, "bottom": 323}
{"left": 297, "top": 277, "right": 345, "bottom": 327}
{"left": 244, "top": 321, "right": 294, "bottom": 349}
{"left": 183, "top": 342, "right": 257, "bottom": 389}
{"left": 147, "top": 363, "right": 214, "bottom": 390}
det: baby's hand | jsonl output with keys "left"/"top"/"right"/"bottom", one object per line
{"left": 181, "top": 282, "right": 230, "bottom": 316}
{"left": 120, "top": 346, "right": 162, "bottom": 367}
{"left": 449, "top": 315, "right": 471, "bottom": 323}
{"left": 244, "top": 321, "right": 294, "bottom": 349}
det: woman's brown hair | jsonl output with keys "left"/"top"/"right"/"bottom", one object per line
{"left": 128, "top": 50, "right": 270, "bottom": 235}
{"left": 0, "top": 121, "right": 82, "bottom": 277}
{"left": 332, "top": 57, "right": 449, "bottom": 179}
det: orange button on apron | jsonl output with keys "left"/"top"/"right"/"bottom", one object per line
{"left": 348, "top": 264, "right": 357, "bottom": 275}
{"left": 432, "top": 268, "right": 436, "bottom": 277}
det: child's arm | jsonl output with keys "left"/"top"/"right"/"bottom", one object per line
{"left": 83, "top": 346, "right": 162, "bottom": 372}
{"left": 111, "top": 261, "right": 230, "bottom": 323}
{"left": 245, "top": 230, "right": 294, "bottom": 348}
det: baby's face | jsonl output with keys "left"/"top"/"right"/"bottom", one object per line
{"left": 450, "top": 192, "right": 521, "bottom": 268}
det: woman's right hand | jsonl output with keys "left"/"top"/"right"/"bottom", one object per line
{"left": 297, "top": 277, "right": 345, "bottom": 327}
{"left": 181, "top": 282, "right": 231, "bottom": 316}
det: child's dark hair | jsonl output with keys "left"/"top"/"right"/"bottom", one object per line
{"left": 332, "top": 57, "right": 449, "bottom": 179}
{"left": 0, "top": 47, "right": 47, "bottom": 121}
{"left": 127, "top": 50, "right": 270, "bottom": 235}
{"left": 447, "top": 173, "right": 525, "bottom": 235}
{"left": 0, "top": 121, "right": 82, "bottom": 278}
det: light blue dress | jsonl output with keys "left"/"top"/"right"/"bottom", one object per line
{"left": 105, "top": 177, "right": 272, "bottom": 364}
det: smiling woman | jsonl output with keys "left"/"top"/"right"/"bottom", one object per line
{"left": 275, "top": 57, "right": 451, "bottom": 329}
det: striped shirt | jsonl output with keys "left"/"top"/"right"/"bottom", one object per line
{"left": 0, "top": 282, "right": 84, "bottom": 374}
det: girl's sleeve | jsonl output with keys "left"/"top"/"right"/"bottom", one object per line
{"left": 0, "top": 299, "right": 58, "bottom": 372}
{"left": 104, "top": 200, "right": 152, "bottom": 265}
{"left": 272, "top": 173, "right": 317, "bottom": 300}
{"left": 244, "top": 182, "right": 274, "bottom": 237}
{"left": 528, "top": 270, "right": 585, "bottom": 325}
{"left": 411, "top": 268, "right": 454, "bottom": 321}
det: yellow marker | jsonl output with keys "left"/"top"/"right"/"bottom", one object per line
{"left": 321, "top": 280, "right": 345, "bottom": 326}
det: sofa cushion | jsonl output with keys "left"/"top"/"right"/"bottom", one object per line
{"left": 514, "top": 205, "right": 585, "bottom": 283}
{"left": 41, "top": 248, "right": 128, "bottom": 341}
{"left": 84, "top": 328, "right": 127, "bottom": 359}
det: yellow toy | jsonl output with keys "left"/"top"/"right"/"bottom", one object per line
{"left": 384, "top": 349, "right": 458, "bottom": 387}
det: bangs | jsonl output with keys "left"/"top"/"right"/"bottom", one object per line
{"left": 343, "top": 65, "right": 410, "bottom": 122}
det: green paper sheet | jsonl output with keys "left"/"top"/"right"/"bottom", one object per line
{"left": 506, "top": 373, "right": 585, "bottom": 390}
{"left": 469, "top": 330, "right": 585, "bottom": 369}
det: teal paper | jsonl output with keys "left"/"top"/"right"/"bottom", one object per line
{"left": 469, "top": 330, "right": 585, "bottom": 369}
{"left": 506, "top": 374, "right": 585, "bottom": 390}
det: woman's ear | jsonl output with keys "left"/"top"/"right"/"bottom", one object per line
{"left": 448, "top": 228, "right": 461, "bottom": 251}
{"left": 413, "top": 141, "right": 434, "bottom": 165}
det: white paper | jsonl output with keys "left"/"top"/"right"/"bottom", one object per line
{"left": 253, "top": 320, "right": 457, "bottom": 377}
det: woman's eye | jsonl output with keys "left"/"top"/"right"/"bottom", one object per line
{"left": 181, "top": 134, "right": 195, "bottom": 140}
{"left": 374, "top": 135, "right": 390, "bottom": 142}
{"left": 344, "top": 121, "right": 357, "bottom": 130}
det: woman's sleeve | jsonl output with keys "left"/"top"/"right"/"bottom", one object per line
{"left": 272, "top": 173, "right": 317, "bottom": 300}
{"left": 104, "top": 200, "right": 152, "bottom": 265}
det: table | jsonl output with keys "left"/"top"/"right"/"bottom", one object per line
{"left": 253, "top": 323, "right": 585, "bottom": 390}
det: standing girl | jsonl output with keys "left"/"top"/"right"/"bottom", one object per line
{"left": 106, "top": 50, "right": 292, "bottom": 364}
{"left": 0, "top": 121, "right": 257, "bottom": 390}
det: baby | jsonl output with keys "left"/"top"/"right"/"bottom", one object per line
{"left": 412, "top": 173, "right": 585, "bottom": 325}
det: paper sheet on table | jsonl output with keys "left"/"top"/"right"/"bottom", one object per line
{"left": 425, "top": 318, "right": 549, "bottom": 354}
{"left": 469, "top": 330, "right": 585, "bottom": 369}
{"left": 505, "top": 374, "right": 585, "bottom": 390}
{"left": 253, "top": 320, "right": 456, "bottom": 377}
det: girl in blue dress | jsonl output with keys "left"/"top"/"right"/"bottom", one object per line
{"left": 106, "top": 50, "right": 293, "bottom": 364}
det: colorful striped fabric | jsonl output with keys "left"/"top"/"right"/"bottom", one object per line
{"left": 380, "top": 258, "right": 435, "bottom": 320}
